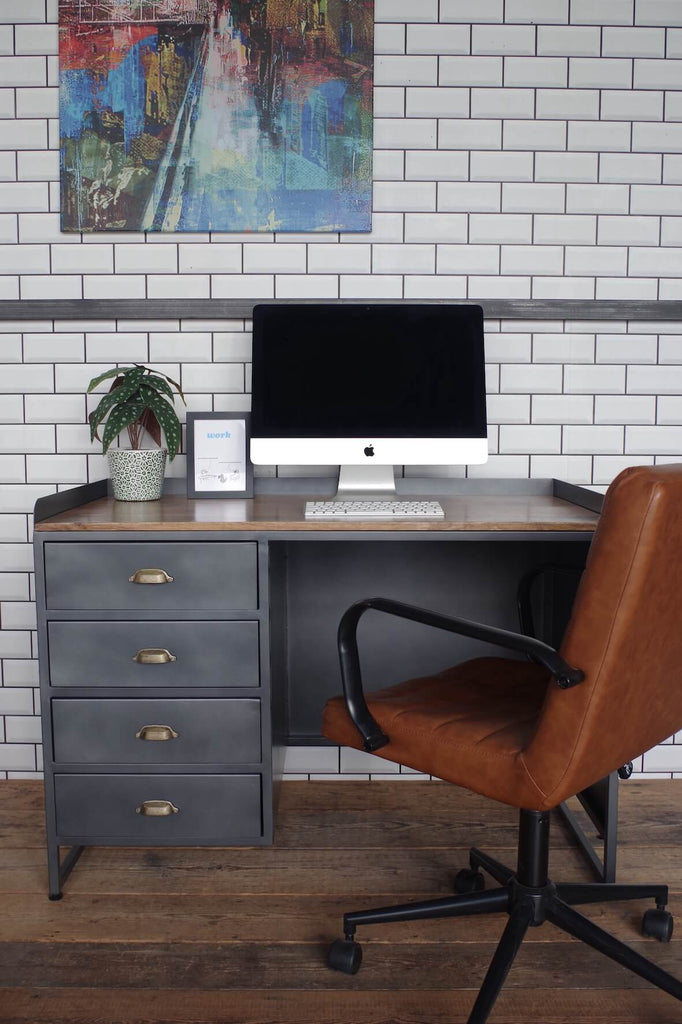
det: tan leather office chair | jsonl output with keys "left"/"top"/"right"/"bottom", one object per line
{"left": 322, "top": 464, "right": 682, "bottom": 1024}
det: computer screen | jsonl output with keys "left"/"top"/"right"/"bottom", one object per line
{"left": 250, "top": 303, "right": 488, "bottom": 489}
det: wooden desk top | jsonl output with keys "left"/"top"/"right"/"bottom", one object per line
{"left": 34, "top": 492, "right": 599, "bottom": 534}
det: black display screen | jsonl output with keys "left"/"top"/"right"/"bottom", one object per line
{"left": 251, "top": 304, "right": 487, "bottom": 439}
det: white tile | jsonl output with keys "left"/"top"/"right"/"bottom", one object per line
{"left": 1, "top": 364, "right": 52, "bottom": 393}
{"left": 470, "top": 214, "right": 532, "bottom": 243}
{"left": 374, "top": 87, "right": 405, "bottom": 117}
{"left": 375, "top": 24, "right": 405, "bottom": 55}
{"left": 601, "top": 89, "right": 663, "bottom": 120}
{"left": 468, "top": 454, "right": 529, "bottom": 477}
{"left": 532, "top": 394, "right": 593, "bottom": 423}
{"left": 596, "top": 333, "right": 657, "bottom": 364}
{"left": 0, "top": 396, "right": 23, "bottom": 422}
{"left": 469, "top": 276, "right": 530, "bottom": 297}
{"left": 439, "top": 56, "right": 503, "bottom": 86}
{"left": 597, "top": 277, "right": 658, "bottom": 299}
{"left": 181, "top": 363, "right": 243, "bottom": 394}
{"left": 18, "top": 212, "right": 77, "bottom": 243}
{"left": 535, "top": 88, "right": 599, "bottom": 119}
{"left": 439, "top": 119, "right": 501, "bottom": 150}
{"left": 0, "top": 26, "right": 13, "bottom": 53}
{"left": 499, "top": 424, "right": 562, "bottom": 453}
{"left": 24, "top": 393, "right": 84, "bottom": 423}
{"left": 662, "top": 219, "right": 682, "bottom": 246}
{"left": 599, "top": 153, "right": 661, "bottom": 184}
{"left": 569, "top": 58, "right": 633, "bottom": 88}
{"left": 505, "top": 0, "right": 568, "bottom": 23}
{"left": 0, "top": 688, "right": 33, "bottom": 714}
{"left": 0, "top": 744, "right": 35, "bottom": 772}
{"left": 595, "top": 395, "right": 655, "bottom": 423}
{"left": 487, "top": 394, "right": 531, "bottom": 422}
{"left": 405, "top": 87, "right": 468, "bottom": 117}
{"left": 85, "top": 332, "right": 148, "bottom": 363}
{"left": 27, "top": 452, "right": 87, "bottom": 483}
{"left": 282, "top": 746, "right": 339, "bottom": 773}
{"left": 530, "top": 454, "right": 592, "bottom": 482}
{"left": 502, "top": 183, "right": 565, "bottom": 213}
{"left": 472, "top": 25, "right": 536, "bottom": 54}
{"left": 535, "top": 152, "right": 598, "bottom": 182}
{"left": 0, "top": 215, "right": 17, "bottom": 243}
{"left": 275, "top": 275, "right": 339, "bottom": 299}
{"left": 375, "top": 0, "right": 439, "bottom": 20}
{"left": 630, "top": 247, "right": 682, "bottom": 276}
{"left": 4, "top": 715, "right": 41, "bottom": 743}
{"left": 629, "top": 365, "right": 682, "bottom": 394}
{"left": 571, "top": 0, "right": 634, "bottom": 25}
{"left": 564, "top": 364, "right": 626, "bottom": 393}
{"left": 17, "top": 150, "right": 58, "bottom": 180}
{"left": 0, "top": 243, "right": 49, "bottom": 274}
{"left": 374, "top": 181, "right": 436, "bottom": 211}
{"left": 14, "top": 24, "right": 57, "bottom": 54}
{"left": 659, "top": 336, "right": 682, "bottom": 362}
{"left": 212, "top": 333, "right": 252, "bottom": 362}
{"left": 441, "top": 0, "right": 503, "bottom": 22}
{"left": 115, "top": 244, "right": 177, "bottom": 274}
{"left": 405, "top": 151, "right": 468, "bottom": 181}
{"left": 563, "top": 424, "right": 624, "bottom": 453}
{"left": 374, "top": 118, "right": 437, "bottom": 149}
{"left": 147, "top": 275, "right": 209, "bottom": 298}
{"left": 439, "top": 181, "right": 501, "bottom": 211}
{"left": 470, "top": 152, "right": 534, "bottom": 181}
{"left": 568, "top": 121, "right": 631, "bottom": 152}
{"left": 604, "top": 26, "right": 666, "bottom": 56}
{"left": 658, "top": 396, "right": 682, "bottom": 423}
{"left": 16, "top": 86, "right": 61, "bottom": 119}
{"left": 52, "top": 244, "right": 113, "bottom": 274}
{"left": 566, "top": 184, "right": 630, "bottom": 213}
{"left": 534, "top": 215, "right": 596, "bottom": 244}
{"left": 633, "top": 122, "right": 682, "bottom": 153}
{"left": 502, "top": 244, "right": 564, "bottom": 274}
{"left": 437, "top": 244, "right": 499, "bottom": 274}
{"left": 373, "top": 151, "right": 404, "bottom": 181}
{"left": 149, "top": 332, "right": 212, "bottom": 363}
{"left": 0, "top": 118, "right": 47, "bottom": 150}
{"left": 503, "top": 120, "right": 567, "bottom": 150}
{"left": 0, "top": 543, "right": 34, "bottom": 571}
{"left": 500, "top": 363, "right": 563, "bottom": 392}
{"left": 83, "top": 275, "right": 145, "bottom": 299}
{"left": 631, "top": 184, "right": 682, "bottom": 213}
{"left": 339, "top": 276, "right": 403, "bottom": 298}
{"left": 533, "top": 333, "right": 595, "bottom": 361}
{"left": 405, "top": 214, "right": 467, "bottom": 244}
{"left": 472, "top": 88, "right": 534, "bottom": 118}
{"left": 0, "top": 455, "right": 25, "bottom": 483}
{"left": 504, "top": 57, "right": 568, "bottom": 87}
{"left": 0, "top": 181, "right": 48, "bottom": 212}
{"left": 634, "top": 58, "right": 682, "bottom": 88}
{"left": 0, "top": 56, "right": 45, "bottom": 87}
{"left": 24, "top": 332, "right": 84, "bottom": 362}
{"left": 375, "top": 55, "right": 438, "bottom": 86}
{"left": 373, "top": 243, "right": 434, "bottom": 273}
{"left": 669, "top": 29, "right": 682, "bottom": 58}
{"left": 341, "top": 213, "right": 404, "bottom": 244}
{"left": 403, "top": 275, "right": 466, "bottom": 298}
{"left": 0, "top": 333, "right": 21, "bottom": 361}
{"left": 537, "top": 25, "right": 601, "bottom": 55}
{"left": 565, "top": 246, "right": 628, "bottom": 276}
{"left": 212, "top": 275, "right": 274, "bottom": 298}
{"left": 340, "top": 747, "right": 400, "bottom": 773}
{"left": 407, "top": 24, "right": 470, "bottom": 54}
{"left": 627, "top": 425, "right": 682, "bottom": 453}
{"left": 308, "top": 245, "right": 371, "bottom": 274}
{"left": 484, "top": 332, "right": 532, "bottom": 361}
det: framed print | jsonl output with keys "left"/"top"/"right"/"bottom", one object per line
{"left": 186, "top": 412, "right": 253, "bottom": 499}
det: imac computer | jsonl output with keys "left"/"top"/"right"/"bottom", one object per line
{"left": 250, "top": 304, "right": 488, "bottom": 517}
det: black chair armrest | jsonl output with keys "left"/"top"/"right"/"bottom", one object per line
{"left": 337, "top": 596, "right": 584, "bottom": 753}
{"left": 517, "top": 563, "right": 584, "bottom": 638}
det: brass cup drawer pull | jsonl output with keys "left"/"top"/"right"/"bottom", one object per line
{"left": 136, "top": 799, "right": 179, "bottom": 817}
{"left": 133, "top": 648, "right": 177, "bottom": 665}
{"left": 135, "top": 724, "right": 179, "bottom": 742}
{"left": 129, "top": 568, "right": 174, "bottom": 585}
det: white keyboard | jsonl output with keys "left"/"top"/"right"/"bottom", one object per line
{"left": 305, "top": 500, "right": 445, "bottom": 519}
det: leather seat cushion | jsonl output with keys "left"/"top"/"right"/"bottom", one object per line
{"left": 322, "top": 657, "right": 553, "bottom": 810}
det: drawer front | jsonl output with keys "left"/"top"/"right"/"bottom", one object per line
{"left": 44, "top": 542, "right": 258, "bottom": 611}
{"left": 48, "top": 620, "right": 259, "bottom": 688}
{"left": 54, "top": 774, "right": 262, "bottom": 841}
{"left": 52, "top": 698, "right": 262, "bottom": 765}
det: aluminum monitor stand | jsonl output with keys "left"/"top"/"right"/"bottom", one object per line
{"left": 334, "top": 464, "right": 398, "bottom": 501}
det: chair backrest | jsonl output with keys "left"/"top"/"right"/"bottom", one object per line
{"left": 522, "top": 464, "right": 682, "bottom": 808}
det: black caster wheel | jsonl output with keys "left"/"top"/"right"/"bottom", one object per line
{"left": 618, "top": 762, "right": 634, "bottom": 780}
{"left": 328, "top": 938, "right": 363, "bottom": 974}
{"left": 454, "top": 868, "right": 485, "bottom": 894}
{"left": 642, "top": 908, "right": 674, "bottom": 943}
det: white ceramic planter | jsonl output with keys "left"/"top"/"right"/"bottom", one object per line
{"left": 108, "top": 448, "right": 167, "bottom": 501}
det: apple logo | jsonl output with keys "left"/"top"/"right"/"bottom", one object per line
{"left": 364, "top": 444, "right": 375, "bottom": 457}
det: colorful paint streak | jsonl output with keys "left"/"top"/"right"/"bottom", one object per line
{"left": 59, "top": 0, "right": 374, "bottom": 232}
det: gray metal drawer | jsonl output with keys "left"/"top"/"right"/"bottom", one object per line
{"left": 48, "top": 620, "right": 259, "bottom": 688}
{"left": 54, "top": 774, "right": 262, "bottom": 841}
{"left": 52, "top": 698, "right": 262, "bottom": 765}
{"left": 44, "top": 542, "right": 258, "bottom": 610}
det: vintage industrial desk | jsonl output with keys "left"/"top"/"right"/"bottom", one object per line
{"left": 33, "top": 478, "right": 609, "bottom": 899}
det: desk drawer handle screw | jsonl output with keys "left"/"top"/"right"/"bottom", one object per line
{"left": 135, "top": 724, "right": 179, "bottom": 742}
{"left": 136, "top": 800, "right": 179, "bottom": 817}
{"left": 129, "top": 568, "right": 174, "bottom": 585}
{"left": 133, "top": 648, "right": 177, "bottom": 665}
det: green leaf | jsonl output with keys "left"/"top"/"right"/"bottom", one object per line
{"left": 139, "top": 385, "right": 181, "bottom": 460}
{"left": 101, "top": 399, "right": 146, "bottom": 454}
{"left": 86, "top": 366, "right": 135, "bottom": 393}
{"left": 141, "top": 375, "right": 176, "bottom": 403}
{"left": 88, "top": 369, "right": 147, "bottom": 442}
{"left": 153, "top": 369, "right": 186, "bottom": 405}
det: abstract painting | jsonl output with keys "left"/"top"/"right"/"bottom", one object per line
{"left": 59, "top": 1, "right": 374, "bottom": 232}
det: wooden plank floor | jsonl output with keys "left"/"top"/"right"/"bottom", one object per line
{"left": 1, "top": 779, "right": 682, "bottom": 1023}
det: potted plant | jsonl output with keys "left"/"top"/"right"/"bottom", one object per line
{"left": 87, "top": 364, "right": 185, "bottom": 501}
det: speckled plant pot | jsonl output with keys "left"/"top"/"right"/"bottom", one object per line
{"left": 108, "top": 448, "right": 167, "bottom": 502}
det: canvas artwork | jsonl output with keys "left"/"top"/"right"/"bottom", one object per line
{"left": 59, "top": 1, "right": 374, "bottom": 232}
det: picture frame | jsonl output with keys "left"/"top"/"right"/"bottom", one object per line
{"left": 186, "top": 412, "right": 254, "bottom": 500}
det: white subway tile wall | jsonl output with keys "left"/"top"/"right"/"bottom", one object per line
{"left": 0, "top": 1, "right": 681, "bottom": 778}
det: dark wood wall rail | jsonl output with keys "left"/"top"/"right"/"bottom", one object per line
{"left": 1, "top": 298, "right": 682, "bottom": 321}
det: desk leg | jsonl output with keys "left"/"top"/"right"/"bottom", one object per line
{"left": 558, "top": 772, "right": 618, "bottom": 883}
